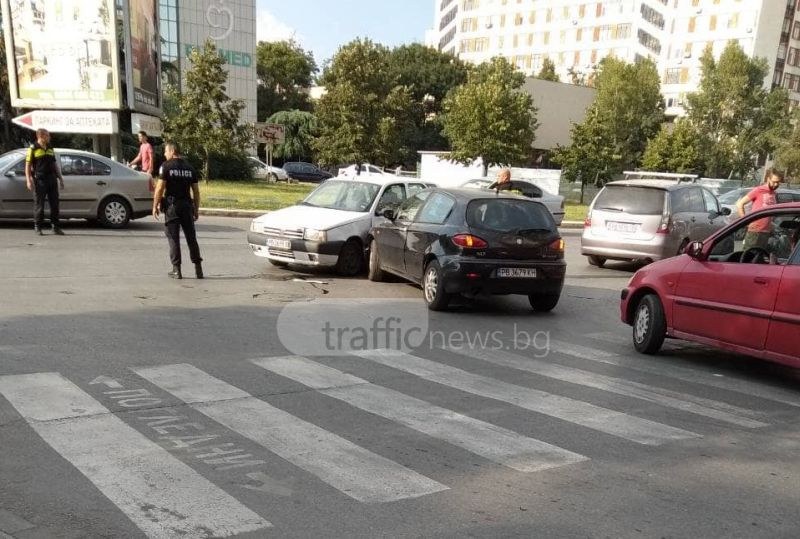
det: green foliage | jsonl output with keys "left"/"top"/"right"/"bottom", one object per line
{"left": 641, "top": 120, "right": 702, "bottom": 173}
{"left": 537, "top": 58, "right": 560, "bottom": 83}
{"left": 162, "top": 40, "right": 253, "bottom": 181}
{"left": 686, "top": 42, "right": 790, "bottom": 179}
{"left": 554, "top": 57, "right": 664, "bottom": 186}
{"left": 314, "top": 39, "right": 418, "bottom": 167}
{"left": 256, "top": 40, "right": 317, "bottom": 121}
{"left": 441, "top": 56, "right": 538, "bottom": 175}
{"left": 268, "top": 109, "right": 318, "bottom": 162}
{"left": 774, "top": 107, "right": 800, "bottom": 180}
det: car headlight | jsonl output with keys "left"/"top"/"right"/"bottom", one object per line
{"left": 250, "top": 220, "right": 260, "bottom": 233}
{"left": 304, "top": 228, "right": 326, "bottom": 242}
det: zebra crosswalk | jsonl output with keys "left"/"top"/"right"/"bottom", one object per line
{"left": 0, "top": 334, "right": 795, "bottom": 538}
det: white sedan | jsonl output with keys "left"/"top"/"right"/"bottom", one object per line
{"left": 461, "top": 178, "right": 565, "bottom": 225}
{"left": 248, "top": 156, "right": 289, "bottom": 182}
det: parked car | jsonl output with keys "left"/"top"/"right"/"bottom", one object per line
{"left": 247, "top": 156, "right": 289, "bottom": 182}
{"left": 247, "top": 176, "right": 434, "bottom": 275}
{"left": 621, "top": 202, "right": 800, "bottom": 367}
{"left": 368, "top": 188, "right": 566, "bottom": 311}
{"left": 0, "top": 148, "right": 153, "bottom": 228}
{"left": 461, "top": 178, "right": 565, "bottom": 225}
{"left": 282, "top": 162, "right": 333, "bottom": 183}
{"left": 338, "top": 163, "right": 397, "bottom": 178}
{"left": 581, "top": 179, "right": 730, "bottom": 266}
{"left": 717, "top": 186, "right": 800, "bottom": 223}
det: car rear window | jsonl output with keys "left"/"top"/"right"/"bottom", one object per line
{"left": 593, "top": 186, "right": 665, "bottom": 215}
{"left": 467, "top": 199, "right": 554, "bottom": 233}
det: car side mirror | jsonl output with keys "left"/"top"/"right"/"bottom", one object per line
{"left": 720, "top": 207, "right": 731, "bottom": 216}
{"left": 382, "top": 208, "right": 396, "bottom": 220}
{"left": 687, "top": 241, "right": 705, "bottom": 259}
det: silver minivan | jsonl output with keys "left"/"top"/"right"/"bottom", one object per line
{"left": 581, "top": 179, "right": 730, "bottom": 266}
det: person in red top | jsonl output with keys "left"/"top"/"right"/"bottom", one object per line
{"left": 735, "top": 167, "right": 784, "bottom": 249}
{"left": 129, "top": 131, "right": 154, "bottom": 177}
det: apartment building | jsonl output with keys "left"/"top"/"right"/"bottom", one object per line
{"left": 427, "top": 0, "right": 797, "bottom": 116}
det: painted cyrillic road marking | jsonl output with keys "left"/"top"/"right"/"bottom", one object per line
{"left": 133, "top": 364, "right": 448, "bottom": 503}
{"left": 251, "top": 356, "right": 588, "bottom": 473}
{"left": 354, "top": 350, "right": 699, "bottom": 446}
{"left": 450, "top": 347, "right": 768, "bottom": 429}
{"left": 0, "top": 373, "right": 271, "bottom": 538}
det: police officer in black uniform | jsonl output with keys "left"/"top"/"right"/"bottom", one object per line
{"left": 152, "top": 142, "right": 203, "bottom": 279}
{"left": 25, "top": 128, "right": 65, "bottom": 235}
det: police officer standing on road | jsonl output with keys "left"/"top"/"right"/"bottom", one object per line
{"left": 152, "top": 142, "right": 203, "bottom": 279}
{"left": 25, "top": 128, "right": 65, "bottom": 235}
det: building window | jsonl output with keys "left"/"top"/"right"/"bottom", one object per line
{"left": 794, "top": 21, "right": 800, "bottom": 40}
{"left": 709, "top": 15, "right": 717, "bottom": 31}
{"left": 664, "top": 68, "right": 681, "bottom": 85}
{"left": 638, "top": 29, "right": 661, "bottom": 54}
{"left": 440, "top": 6, "right": 458, "bottom": 30}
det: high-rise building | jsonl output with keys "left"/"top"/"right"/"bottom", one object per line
{"left": 427, "top": 0, "right": 796, "bottom": 116}
{"left": 159, "top": 0, "right": 257, "bottom": 124}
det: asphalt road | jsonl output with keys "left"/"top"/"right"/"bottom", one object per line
{"left": 1, "top": 217, "right": 799, "bottom": 539}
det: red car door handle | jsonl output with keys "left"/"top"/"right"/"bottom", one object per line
{"left": 753, "top": 277, "right": 768, "bottom": 285}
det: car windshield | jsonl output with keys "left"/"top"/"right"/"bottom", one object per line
{"left": 717, "top": 189, "right": 747, "bottom": 205}
{"left": 301, "top": 180, "right": 380, "bottom": 212}
{"left": 593, "top": 186, "right": 665, "bottom": 215}
{"left": 467, "top": 199, "right": 554, "bottom": 233}
{"left": 0, "top": 152, "right": 22, "bottom": 171}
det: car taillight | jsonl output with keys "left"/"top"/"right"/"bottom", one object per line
{"left": 584, "top": 216, "right": 592, "bottom": 228}
{"left": 452, "top": 234, "right": 488, "bottom": 249}
{"left": 549, "top": 238, "right": 565, "bottom": 252}
{"left": 657, "top": 213, "right": 671, "bottom": 234}
{"left": 148, "top": 178, "right": 155, "bottom": 192}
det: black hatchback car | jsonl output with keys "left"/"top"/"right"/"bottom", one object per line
{"left": 282, "top": 162, "right": 333, "bottom": 183}
{"left": 368, "top": 188, "right": 566, "bottom": 311}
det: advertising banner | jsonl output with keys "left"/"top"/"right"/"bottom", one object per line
{"left": 123, "top": 0, "right": 161, "bottom": 116}
{"left": 1, "top": 0, "right": 122, "bottom": 109}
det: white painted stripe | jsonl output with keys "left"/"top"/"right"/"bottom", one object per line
{"left": 584, "top": 332, "right": 629, "bottom": 346}
{"left": 584, "top": 332, "right": 800, "bottom": 409}
{"left": 251, "top": 356, "right": 588, "bottom": 473}
{"left": 354, "top": 350, "right": 699, "bottom": 446}
{"left": 134, "top": 364, "right": 447, "bottom": 503}
{"left": 450, "top": 347, "right": 768, "bottom": 429}
{"left": 545, "top": 339, "right": 619, "bottom": 360}
{"left": 0, "top": 373, "right": 271, "bottom": 538}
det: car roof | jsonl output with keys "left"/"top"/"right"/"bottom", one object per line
{"left": 327, "top": 175, "right": 420, "bottom": 186}
{"left": 605, "top": 179, "right": 695, "bottom": 191}
{"left": 434, "top": 187, "right": 534, "bottom": 201}
{"left": 3, "top": 147, "right": 117, "bottom": 162}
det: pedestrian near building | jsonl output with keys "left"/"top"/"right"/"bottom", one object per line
{"left": 152, "top": 142, "right": 203, "bottom": 279}
{"left": 129, "top": 131, "right": 154, "bottom": 176}
{"left": 735, "top": 167, "right": 784, "bottom": 249}
{"left": 25, "top": 128, "right": 65, "bottom": 235}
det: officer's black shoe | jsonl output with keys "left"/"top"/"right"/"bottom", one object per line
{"left": 52, "top": 227, "right": 65, "bottom": 236}
{"left": 34, "top": 226, "right": 42, "bottom": 236}
{"left": 168, "top": 265, "right": 182, "bottom": 279}
{"left": 195, "top": 263, "right": 204, "bottom": 279}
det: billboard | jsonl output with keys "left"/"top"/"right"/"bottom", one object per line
{"left": 123, "top": 0, "right": 161, "bottom": 116}
{"left": 1, "top": 0, "right": 122, "bottom": 109}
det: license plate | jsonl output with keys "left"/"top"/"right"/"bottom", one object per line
{"left": 266, "top": 237, "right": 291, "bottom": 250}
{"left": 606, "top": 221, "right": 640, "bottom": 234}
{"left": 496, "top": 268, "right": 537, "bottom": 278}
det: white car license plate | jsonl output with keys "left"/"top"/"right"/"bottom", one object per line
{"left": 266, "top": 238, "right": 291, "bottom": 250}
{"left": 497, "top": 268, "right": 537, "bottom": 278}
{"left": 606, "top": 221, "right": 640, "bottom": 234}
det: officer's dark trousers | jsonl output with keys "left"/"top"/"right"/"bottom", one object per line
{"left": 33, "top": 178, "right": 59, "bottom": 228}
{"left": 165, "top": 201, "right": 202, "bottom": 266}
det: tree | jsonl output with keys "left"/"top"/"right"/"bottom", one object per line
{"left": 537, "top": 58, "right": 560, "bottom": 83}
{"left": 774, "top": 107, "right": 800, "bottom": 181}
{"left": 686, "top": 42, "right": 790, "bottom": 179}
{"left": 441, "top": 57, "right": 538, "bottom": 176}
{"left": 314, "top": 39, "right": 418, "bottom": 167}
{"left": 256, "top": 40, "right": 317, "bottom": 121}
{"left": 641, "top": 120, "right": 702, "bottom": 174}
{"left": 163, "top": 40, "right": 253, "bottom": 181}
{"left": 553, "top": 57, "right": 664, "bottom": 192}
{"left": 267, "top": 109, "right": 317, "bottom": 162}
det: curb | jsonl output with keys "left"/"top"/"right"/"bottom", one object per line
{"left": 199, "top": 209, "right": 587, "bottom": 229}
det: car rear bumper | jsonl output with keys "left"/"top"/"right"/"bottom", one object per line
{"left": 440, "top": 257, "right": 566, "bottom": 296}
{"left": 247, "top": 231, "right": 341, "bottom": 266}
{"left": 581, "top": 230, "right": 669, "bottom": 261}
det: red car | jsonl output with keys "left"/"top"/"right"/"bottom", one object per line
{"left": 621, "top": 203, "right": 800, "bottom": 368}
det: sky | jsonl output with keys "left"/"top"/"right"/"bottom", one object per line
{"left": 256, "top": 0, "right": 435, "bottom": 67}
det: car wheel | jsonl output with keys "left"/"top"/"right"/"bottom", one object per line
{"left": 423, "top": 260, "right": 450, "bottom": 311}
{"left": 367, "top": 240, "right": 385, "bottom": 282}
{"left": 632, "top": 294, "right": 666, "bottom": 355}
{"left": 336, "top": 240, "right": 363, "bottom": 276}
{"left": 98, "top": 196, "right": 131, "bottom": 229}
{"left": 528, "top": 293, "right": 560, "bottom": 312}
{"left": 267, "top": 172, "right": 278, "bottom": 183}
{"left": 587, "top": 255, "right": 606, "bottom": 267}
{"left": 269, "top": 259, "right": 289, "bottom": 267}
